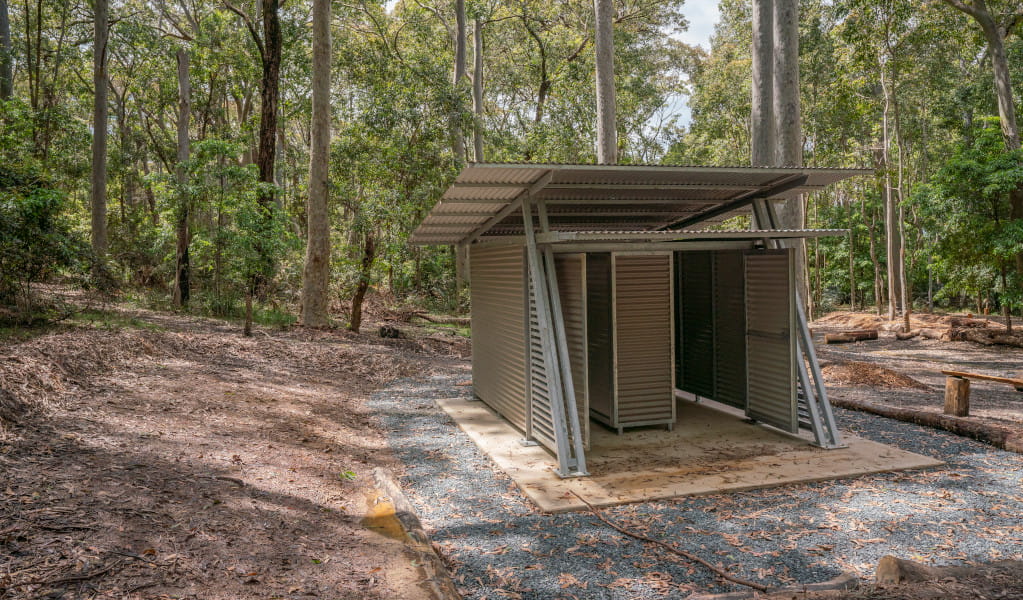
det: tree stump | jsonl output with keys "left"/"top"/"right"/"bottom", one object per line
{"left": 944, "top": 376, "right": 970, "bottom": 417}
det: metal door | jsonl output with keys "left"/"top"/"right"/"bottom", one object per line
{"left": 743, "top": 249, "right": 797, "bottom": 433}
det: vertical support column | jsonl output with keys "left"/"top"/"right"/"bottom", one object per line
{"left": 522, "top": 200, "right": 587, "bottom": 476}
{"left": 754, "top": 199, "right": 844, "bottom": 448}
{"left": 537, "top": 200, "right": 588, "bottom": 474}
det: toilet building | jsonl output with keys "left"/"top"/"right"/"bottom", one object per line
{"left": 412, "top": 163, "right": 868, "bottom": 477}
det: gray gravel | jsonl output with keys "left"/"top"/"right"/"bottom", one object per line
{"left": 368, "top": 373, "right": 1023, "bottom": 599}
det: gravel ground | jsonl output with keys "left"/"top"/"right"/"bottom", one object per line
{"left": 369, "top": 373, "right": 1023, "bottom": 600}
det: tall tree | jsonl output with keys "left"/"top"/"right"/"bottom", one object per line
{"left": 91, "top": 0, "right": 109, "bottom": 261}
{"left": 593, "top": 0, "right": 616, "bottom": 163}
{"left": 452, "top": 0, "right": 467, "bottom": 161}
{"left": 226, "top": 0, "right": 283, "bottom": 289}
{"left": 472, "top": 16, "right": 484, "bottom": 161}
{"left": 300, "top": 0, "right": 331, "bottom": 327}
{"left": 750, "top": 0, "right": 773, "bottom": 167}
{"left": 942, "top": 0, "right": 1023, "bottom": 276}
{"left": 172, "top": 48, "right": 191, "bottom": 307}
{"left": 0, "top": 0, "right": 11, "bottom": 100}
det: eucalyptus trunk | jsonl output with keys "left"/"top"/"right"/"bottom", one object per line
{"left": 90, "top": 0, "right": 108, "bottom": 261}
{"left": 300, "top": 0, "right": 331, "bottom": 327}
{"left": 750, "top": 0, "right": 773, "bottom": 169}
{"left": 173, "top": 48, "right": 191, "bottom": 308}
{"left": 349, "top": 233, "right": 376, "bottom": 333}
{"left": 451, "top": 0, "right": 466, "bottom": 161}
{"left": 593, "top": 0, "right": 616, "bottom": 164}
{"left": 472, "top": 18, "right": 484, "bottom": 162}
{"left": 0, "top": 0, "right": 12, "bottom": 100}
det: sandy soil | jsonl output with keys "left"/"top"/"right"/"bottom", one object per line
{"left": 0, "top": 301, "right": 467, "bottom": 600}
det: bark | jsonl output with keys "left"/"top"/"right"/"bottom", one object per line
{"left": 0, "top": 0, "right": 12, "bottom": 100}
{"left": 881, "top": 67, "right": 903, "bottom": 320}
{"left": 348, "top": 233, "right": 376, "bottom": 333}
{"left": 750, "top": 0, "right": 773, "bottom": 168}
{"left": 173, "top": 48, "right": 191, "bottom": 308}
{"left": 90, "top": 0, "right": 108, "bottom": 261}
{"left": 451, "top": 0, "right": 466, "bottom": 161}
{"left": 472, "top": 18, "right": 484, "bottom": 162}
{"left": 593, "top": 0, "right": 616, "bottom": 164}
{"left": 255, "top": 0, "right": 282, "bottom": 291}
{"left": 300, "top": 0, "right": 331, "bottom": 328}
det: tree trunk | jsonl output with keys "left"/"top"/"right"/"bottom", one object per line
{"left": 0, "top": 0, "right": 12, "bottom": 100}
{"left": 348, "top": 233, "right": 376, "bottom": 333}
{"left": 847, "top": 191, "right": 856, "bottom": 310}
{"left": 451, "top": 0, "right": 466, "bottom": 161}
{"left": 881, "top": 67, "right": 903, "bottom": 320}
{"left": 750, "top": 0, "right": 773, "bottom": 168}
{"left": 593, "top": 0, "right": 616, "bottom": 164}
{"left": 472, "top": 17, "right": 484, "bottom": 162}
{"left": 90, "top": 0, "right": 109, "bottom": 262}
{"left": 300, "top": 0, "right": 331, "bottom": 328}
{"left": 172, "top": 48, "right": 191, "bottom": 308}
{"left": 255, "top": 0, "right": 282, "bottom": 291}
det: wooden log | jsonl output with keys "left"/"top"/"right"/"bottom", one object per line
{"left": 948, "top": 317, "right": 989, "bottom": 328}
{"left": 825, "top": 329, "right": 878, "bottom": 344}
{"left": 829, "top": 396, "right": 1018, "bottom": 451}
{"left": 919, "top": 328, "right": 946, "bottom": 340}
{"left": 895, "top": 329, "right": 920, "bottom": 341}
{"left": 944, "top": 376, "right": 970, "bottom": 416}
{"left": 876, "top": 556, "right": 1023, "bottom": 585}
{"left": 372, "top": 468, "right": 462, "bottom": 600}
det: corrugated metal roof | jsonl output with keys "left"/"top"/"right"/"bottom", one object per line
{"left": 411, "top": 163, "right": 870, "bottom": 245}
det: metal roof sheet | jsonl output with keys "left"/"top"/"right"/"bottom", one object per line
{"left": 411, "top": 163, "right": 870, "bottom": 245}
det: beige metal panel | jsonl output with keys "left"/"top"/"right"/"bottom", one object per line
{"left": 744, "top": 249, "right": 797, "bottom": 433}
{"left": 613, "top": 253, "right": 675, "bottom": 426}
{"left": 470, "top": 245, "right": 528, "bottom": 432}
{"left": 527, "top": 277, "right": 557, "bottom": 451}
{"left": 586, "top": 253, "right": 614, "bottom": 424}
{"left": 554, "top": 254, "right": 589, "bottom": 450}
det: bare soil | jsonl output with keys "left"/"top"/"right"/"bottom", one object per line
{"left": 0, "top": 298, "right": 468, "bottom": 600}
{"left": 813, "top": 311, "right": 1023, "bottom": 434}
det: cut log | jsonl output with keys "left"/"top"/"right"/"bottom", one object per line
{"left": 895, "top": 329, "right": 920, "bottom": 340}
{"left": 829, "top": 396, "right": 1018, "bottom": 452}
{"left": 944, "top": 376, "right": 970, "bottom": 416}
{"left": 948, "top": 317, "right": 989, "bottom": 328}
{"left": 919, "top": 327, "right": 946, "bottom": 340}
{"left": 825, "top": 329, "right": 878, "bottom": 344}
{"left": 876, "top": 556, "right": 1023, "bottom": 585}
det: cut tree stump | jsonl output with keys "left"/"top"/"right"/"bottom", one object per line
{"left": 942, "top": 370, "right": 1023, "bottom": 392}
{"left": 944, "top": 376, "right": 970, "bottom": 416}
{"left": 825, "top": 329, "right": 878, "bottom": 344}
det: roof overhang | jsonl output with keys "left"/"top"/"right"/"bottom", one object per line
{"left": 411, "top": 163, "right": 871, "bottom": 246}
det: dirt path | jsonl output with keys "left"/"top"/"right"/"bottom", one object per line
{"left": 0, "top": 306, "right": 465, "bottom": 599}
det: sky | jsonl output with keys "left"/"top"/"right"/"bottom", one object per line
{"left": 677, "top": 0, "right": 721, "bottom": 51}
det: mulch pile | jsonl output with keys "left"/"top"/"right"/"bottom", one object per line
{"left": 820, "top": 360, "right": 932, "bottom": 391}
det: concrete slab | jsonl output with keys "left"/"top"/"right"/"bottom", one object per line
{"left": 436, "top": 396, "right": 944, "bottom": 513}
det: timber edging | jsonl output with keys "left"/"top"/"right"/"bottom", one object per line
{"left": 372, "top": 467, "right": 462, "bottom": 600}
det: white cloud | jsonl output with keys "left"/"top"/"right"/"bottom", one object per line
{"left": 676, "top": 0, "right": 720, "bottom": 50}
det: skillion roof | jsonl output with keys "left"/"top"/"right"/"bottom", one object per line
{"left": 410, "top": 163, "right": 869, "bottom": 245}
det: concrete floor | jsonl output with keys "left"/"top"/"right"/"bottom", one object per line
{"left": 436, "top": 396, "right": 943, "bottom": 513}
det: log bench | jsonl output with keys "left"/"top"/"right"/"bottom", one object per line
{"left": 941, "top": 370, "right": 1023, "bottom": 417}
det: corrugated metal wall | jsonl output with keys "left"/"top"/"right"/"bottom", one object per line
{"left": 555, "top": 254, "right": 590, "bottom": 449}
{"left": 744, "top": 249, "right": 797, "bottom": 433}
{"left": 469, "top": 245, "right": 529, "bottom": 433}
{"left": 527, "top": 273, "right": 557, "bottom": 450}
{"left": 613, "top": 254, "right": 675, "bottom": 426}
{"left": 713, "top": 251, "right": 747, "bottom": 410}
{"left": 586, "top": 253, "right": 614, "bottom": 424}
{"left": 679, "top": 251, "right": 715, "bottom": 398}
